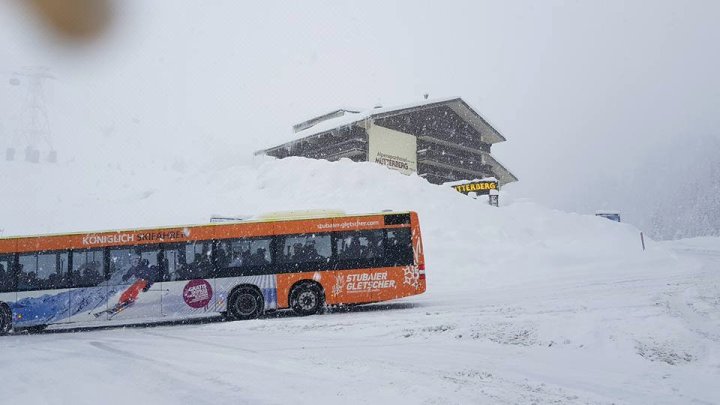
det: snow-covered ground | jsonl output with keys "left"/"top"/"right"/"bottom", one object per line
{"left": 1, "top": 157, "right": 719, "bottom": 404}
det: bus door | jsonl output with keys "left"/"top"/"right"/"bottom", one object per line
{"left": 0, "top": 255, "right": 15, "bottom": 307}
{"left": 332, "top": 229, "right": 386, "bottom": 304}
{"left": 383, "top": 227, "right": 419, "bottom": 299}
{"left": 15, "top": 251, "right": 72, "bottom": 327}
{"left": 99, "top": 246, "right": 163, "bottom": 323}
{"left": 159, "top": 241, "right": 216, "bottom": 319}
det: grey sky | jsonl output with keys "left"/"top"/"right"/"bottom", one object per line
{"left": 1, "top": 1, "right": 718, "bottom": 233}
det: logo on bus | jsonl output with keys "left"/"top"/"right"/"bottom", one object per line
{"left": 332, "top": 271, "right": 397, "bottom": 296}
{"left": 183, "top": 279, "right": 213, "bottom": 308}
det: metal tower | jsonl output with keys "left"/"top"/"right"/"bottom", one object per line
{"left": 7, "top": 66, "right": 57, "bottom": 163}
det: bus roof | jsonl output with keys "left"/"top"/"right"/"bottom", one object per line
{"left": 0, "top": 210, "right": 411, "bottom": 242}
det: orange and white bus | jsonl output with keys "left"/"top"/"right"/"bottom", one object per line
{"left": 0, "top": 211, "right": 425, "bottom": 334}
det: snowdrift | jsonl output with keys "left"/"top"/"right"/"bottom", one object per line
{"left": 1, "top": 156, "right": 660, "bottom": 291}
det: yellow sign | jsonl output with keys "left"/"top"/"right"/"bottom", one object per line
{"left": 452, "top": 181, "right": 497, "bottom": 194}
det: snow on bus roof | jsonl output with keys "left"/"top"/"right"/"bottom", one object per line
{"left": 0, "top": 210, "right": 409, "bottom": 241}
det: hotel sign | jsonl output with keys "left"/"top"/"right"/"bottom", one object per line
{"left": 451, "top": 180, "right": 498, "bottom": 195}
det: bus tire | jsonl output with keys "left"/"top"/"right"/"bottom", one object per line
{"left": 227, "top": 286, "right": 264, "bottom": 320}
{"left": 0, "top": 304, "right": 12, "bottom": 336}
{"left": 290, "top": 281, "right": 324, "bottom": 316}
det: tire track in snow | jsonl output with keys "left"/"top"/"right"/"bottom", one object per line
{"left": 88, "top": 340, "right": 253, "bottom": 400}
{"left": 139, "top": 329, "right": 260, "bottom": 353}
{"left": 666, "top": 245, "right": 720, "bottom": 340}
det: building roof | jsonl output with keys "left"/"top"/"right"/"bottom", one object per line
{"left": 258, "top": 97, "right": 507, "bottom": 155}
{"left": 292, "top": 108, "right": 361, "bottom": 134}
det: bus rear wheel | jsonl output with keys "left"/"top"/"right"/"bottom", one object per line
{"left": 227, "top": 286, "right": 264, "bottom": 320}
{"left": 290, "top": 282, "right": 324, "bottom": 316}
{"left": 0, "top": 305, "right": 12, "bottom": 335}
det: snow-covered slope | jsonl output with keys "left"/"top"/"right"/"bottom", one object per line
{"left": 1, "top": 155, "right": 654, "bottom": 266}
{"left": 1, "top": 156, "right": 660, "bottom": 296}
{"left": 1, "top": 157, "right": 719, "bottom": 404}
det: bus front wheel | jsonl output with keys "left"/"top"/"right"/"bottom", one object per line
{"left": 290, "top": 282, "right": 324, "bottom": 316}
{"left": 227, "top": 286, "right": 264, "bottom": 321}
{"left": 0, "top": 304, "right": 11, "bottom": 335}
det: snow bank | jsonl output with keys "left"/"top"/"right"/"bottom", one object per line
{"left": 1, "top": 155, "right": 671, "bottom": 298}
{"left": 1, "top": 156, "right": 660, "bottom": 282}
{"left": 2, "top": 157, "right": 719, "bottom": 404}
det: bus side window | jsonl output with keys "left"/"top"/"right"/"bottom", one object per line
{"left": 17, "top": 251, "right": 69, "bottom": 291}
{"left": 165, "top": 241, "right": 212, "bottom": 281}
{"left": 108, "top": 246, "right": 162, "bottom": 284}
{"left": 335, "top": 230, "right": 385, "bottom": 261}
{"left": 215, "top": 238, "right": 273, "bottom": 277}
{"left": 71, "top": 249, "right": 105, "bottom": 288}
{"left": 281, "top": 234, "right": 332, "bottom": 264}
{"left": 162, "top": 246, "right": 183, "bottom": 281}
{"left": 385, "top": 228, "right": 413, "bottom": 266}
{"left": 0, "top": 255, "right": 13, "bottom": 292}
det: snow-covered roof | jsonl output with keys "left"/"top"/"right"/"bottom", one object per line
{"left": 259, "top": 97, "right": 506, "bottom": 154}
{"left": 481, "top": 154, "right": 519, "bottom": 185}
{"left": 292, "top": 109, "right": 367, "bottom": 139}
{"left": 292, "top": 108, "right": 362, "bottom": 134}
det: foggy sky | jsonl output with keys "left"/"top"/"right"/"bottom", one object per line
{"left": 1, "top": 1, "right": 719, "bottom": 236}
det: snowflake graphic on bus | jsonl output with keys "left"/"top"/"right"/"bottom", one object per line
{"left": 403, "top": 265, "right": 422, "bottom": 289}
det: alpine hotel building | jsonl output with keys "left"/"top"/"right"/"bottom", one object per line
{"left": 257, "top": 97, "right": 517, "bottom": 187}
